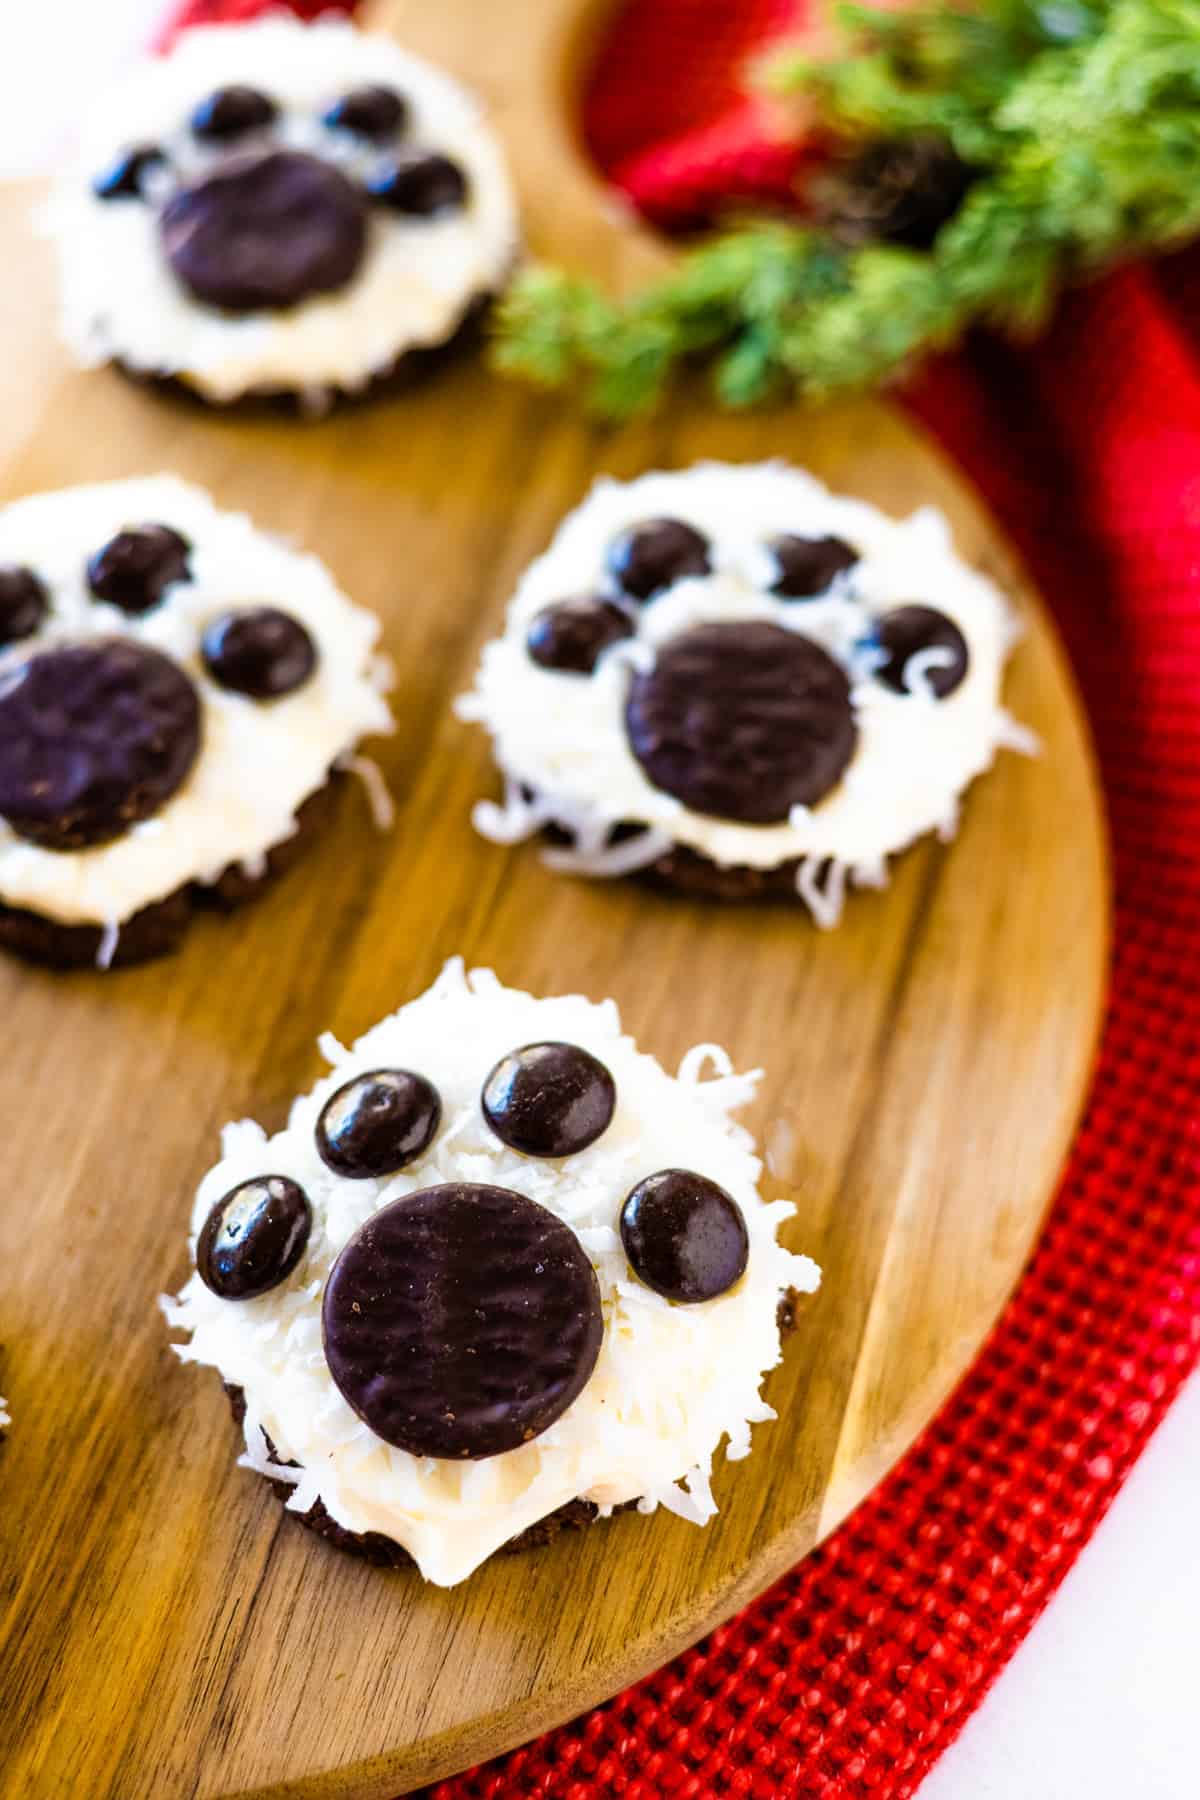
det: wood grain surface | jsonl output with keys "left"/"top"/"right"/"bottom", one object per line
{"left": 0, "top": 2, "right": 1108, "bottom": 1792}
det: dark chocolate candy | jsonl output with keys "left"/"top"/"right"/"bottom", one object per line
{"left": 93, "top": 143, "right": 167, "bottom": 201}
{"left": 87, "top": 523, "right": 191, "bottom": 616}
{"left": 316, "top": 1068, "right": 441, "bottom": 1179}
{"left": 526, "top": 597, "right": 634, "bottom": 674}
{"left": 322, "top": 1182, "right": 603, "bottom": 1458}
{"left": 625, "top": 620, "right": 857, "bottom": 824}
{"left": 197, "top": 1175, "right": 312, "bottom": 1300}
{"left": 767, "top": 533, "right": 858, "bottom": 599}
{"left": 323, "top": 84, "right": 409, "bottom": 142}
{"left": 620, "top": 1168, "right": 749, "bottom": 1302}
{"left": 160, "top": 150, "right": 368, "bottom": 312}
{"left": 201, "top": 607, "right": 317, "bottom": 700}
{"left": 0, "top": 639, "right": 201, "bottom": 850}
{"left": 367, "top": 150, "right": 467, "bottom": 217}
{"left": 875, "top": 604, "right": 969, "bottom": 699}
{"left": 482, "top": 1041, "right": 616, "bottom": 1157}
{"left": 190, "top": 84, "right": 278, "bottom": 142}
{"left": 0, "top": 565, "right": 49, "bottom": 647}
{"left": 606, "top": 517, "right": 710, "bottom": 602}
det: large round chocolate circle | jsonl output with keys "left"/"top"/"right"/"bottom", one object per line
{"left": 316, "top": 1068, "right": 442, "bottom": 1179}
{"left": 159, "top": 150, "right": 368, "bottom": 313}
{"left": 876, "top": 605, "right": 969, "bottom": 699}
{"left": 620, "top": 1169, "right": 749, "bottom": 1303}
{"left": 625, "top": 621, "right": 857, "bottom": 823}
{"left": 322, "top": 1183, "right": 604, "bottom": 1459}
{"left": 197, "top": 1175, "right": 312, "bottom": 1301}
{"left": 0, "top": 639, "right": 201, "bottom": 850}
{"left": 201, "top": 607, "right": 316, "bottom": 700}
{"left": 482, "top": 1041, "right": 616, "bottom": 1157}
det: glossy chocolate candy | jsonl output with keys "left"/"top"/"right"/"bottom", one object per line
{"left": 620, "top": 1168, "right": 749, "bottom": 1302}
{"left": 482, "top": 1041, "right": 616, "bottom": 1157}
{"left": 197, "top": 1175, "right": 312, "bottom": 1300}
{"left": 316, "top": 1068, "right": 441, "bottom": 1178}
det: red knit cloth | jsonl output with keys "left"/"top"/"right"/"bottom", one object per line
{"left": 164, "top": 4, "right": 1200, "bottom": 1794}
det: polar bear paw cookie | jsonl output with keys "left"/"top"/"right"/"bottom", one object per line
{"left": 459, "top": 461, "right": 1035, "bottom": 927}
{"left": 0, "top": 474, "right": 392, "bottom": 968}
{"left": 162, "top": 960, "right": 819, "bottom": 1585}
{"left": 46, "top": 18, "right": 519, "bottom": 407}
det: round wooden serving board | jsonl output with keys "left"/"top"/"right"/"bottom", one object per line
{"left": 0, "top": 4, "right": 1107, "bottom": 1796}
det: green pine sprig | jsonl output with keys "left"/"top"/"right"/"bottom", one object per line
{"left": 491, "top": 0, "right": 1200, "bottom": 416}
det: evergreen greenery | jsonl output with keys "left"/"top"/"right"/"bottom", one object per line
{"left": 492, "top": 0, "right": 1200, "bottom": 415}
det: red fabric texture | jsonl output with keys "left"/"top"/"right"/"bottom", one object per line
{"left": 163, "top": 2, "right": 1200, "bottom": 1794}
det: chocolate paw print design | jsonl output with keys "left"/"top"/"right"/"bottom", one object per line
{"left": 460, "top": 460, "right": 1034, "bottom": 927}
{"left": 0, "top": 474, "right": 391, "bottom": 969}
{"left": 47, "top": 17, "right": 519, "bottom": 406}
{"left": 165, "top": 960, "right": 819, "bottom": 1586}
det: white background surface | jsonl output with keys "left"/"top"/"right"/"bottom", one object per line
{"left": 5, "top": 2, "right": 1198, "bottom": 1794}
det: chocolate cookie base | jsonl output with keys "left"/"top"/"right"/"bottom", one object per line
{"left": 640, "top": 841, "right": 808, "bottom": 903}
{"left": 221, "top": 1294, "right": 801, "bottom": 1571}
{"left": 540, "top": 816, "right": 808, "bottom": 904}
{"left": 114, "top": 292, "right": 494, "bottom": 417}
{"left": 0, "top": 776, "right": 340, "bottom": 971}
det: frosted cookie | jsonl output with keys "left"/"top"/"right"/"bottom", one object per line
{"left": 459, "top": 461, "right": 1034, "bottom": 926}
{"left": 46, "top": 18, "right": 519, "bottom": 408}
{"left": 162, "top": 959, "right": 819, "bottom": 1586}
{"left": 0, "top": 474, "right": 392, "bottom": 968}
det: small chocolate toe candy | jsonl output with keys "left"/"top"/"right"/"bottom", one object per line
{"left": 201, "top": 608, "right": 317, "bottom": 700}
{"left": 92, "top": 144, "right": 166, "bottom": 201}
{"left": 367, "top": 150, "right": 468, "bottom": 217}
{"left": 323, "top": 84, "right": 409, "bottom": 142}
{"left": 198, "top": 1175, "right": 312, "bottom": 1300}
{"left": 191, "top": 84, "right": 278, "bottom": 142}
{"left": 626, "top": 620, "right": 857, "bottom": 823}
{"left": 526, "top": 597, "right": 634, "bottom": 674}
{"left": 160, "top": 150, "right": 368, "bottom": 312}
{"left": 0, "top": 566, "right": 49, "bottom": 647}
{"left": 606, "top": 518, "right": 711, "bottom": 601}
{"left": 316, "top": 1068, "right": 441, "bottom": 1178}
{"left": 87, "top": 523, "right": 191, "bottom": 615}
{"left": 0, "top": 639, "right": 201, "bottom": 850}
{"left": 482, "top": 1041, "right": 616, "bottom": 1157}
{"left": 620, "top": 1169, "right": 749, "bottom": 1302}
{"left": 876, "top": 605, "right": 969, "bottom": 698}
{"left": 767, "top": 533, "right": 858, "bottom": 598}
{"left": 322, "top": 1182, "right": 604, "bottom": 1458}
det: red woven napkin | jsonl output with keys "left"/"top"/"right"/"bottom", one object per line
{"left": 162, "top": 3, "right": 1200, "bottom": 1794}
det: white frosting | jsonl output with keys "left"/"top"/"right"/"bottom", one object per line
{"left": 0, "top": 474, "right": 392, "bottom": 928}
{"left": 45, "top": 18, "right": 520, "bottom": 402}
{"left": 459, "top": 461, "right": 1033, "bottom": 925}
{"left": 163, "top": 959, "right": 819, "bottom": 1587}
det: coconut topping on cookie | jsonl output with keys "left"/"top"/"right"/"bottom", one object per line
{"left": 459, "top": 460, "right": 1035, "bottom": 926}
{"left": 46, "top": 17, "right": 519, "bottom": 405}
{"left": 0, "top": 474, "right": 391, "bottom": 959}
{"left": 163, "top": 960, "right": 818, "bottom": 1586}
